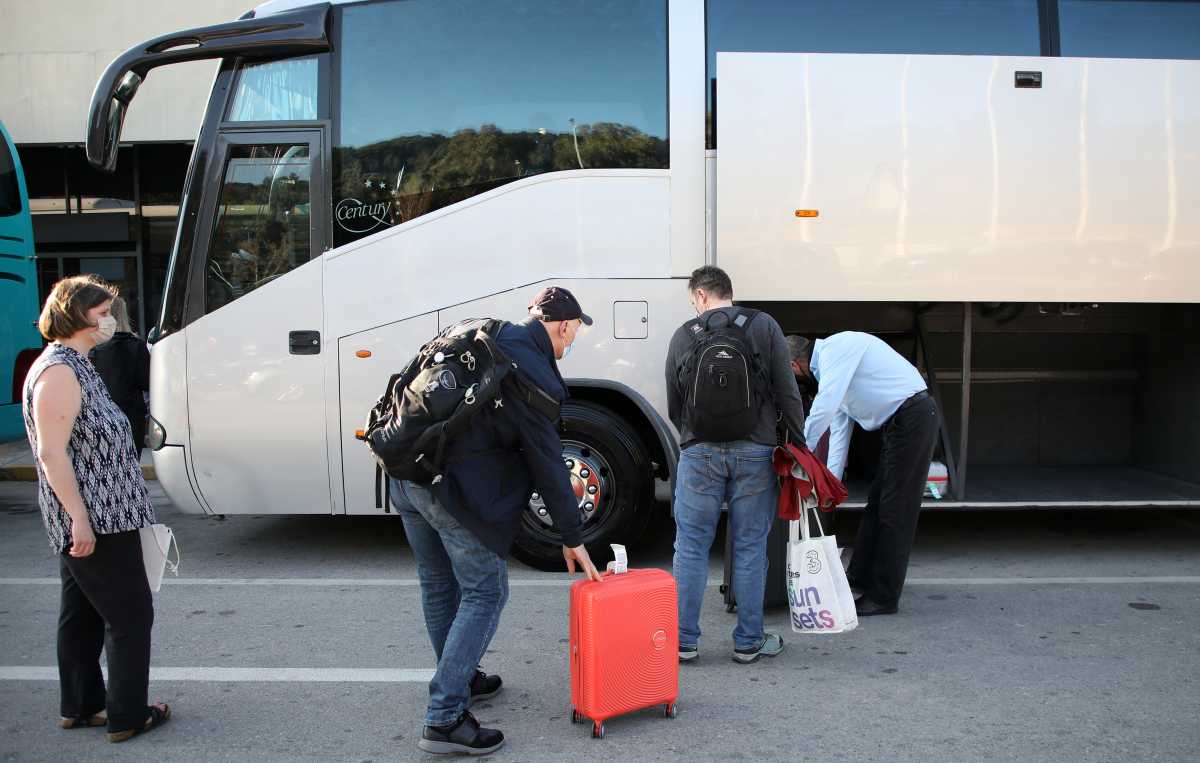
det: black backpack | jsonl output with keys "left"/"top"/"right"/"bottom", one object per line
{"left": 358, "top": 318, "right": 560, "bottom": 508}
{"left": 678, "top": 309, "right": 768, "bottom": 443}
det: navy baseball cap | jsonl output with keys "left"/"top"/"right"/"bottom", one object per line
{"left": 528, "top": 286, "right": 593, "bottom": 325}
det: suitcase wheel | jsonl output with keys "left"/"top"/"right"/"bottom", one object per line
{"left": 725, "top": 602, "right": 737, "bottom": 613}
{"left": 665, "top": 703, "right": 678, "bottom": 719}
{"left": 719, "top": 584, "right": 727, "bottom": 594}
{"left": 592, "top": 722, "right": 605, "bottom": 739}
{"left": 571, "top": 709, "right": 583, "bottom": 725}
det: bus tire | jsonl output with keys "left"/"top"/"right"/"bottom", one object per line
{"left": 512, "top": 401, "right": 654, "bottom": 572}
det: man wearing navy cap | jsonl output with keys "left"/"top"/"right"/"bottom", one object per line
{"left": 526, "top": 285, "right": 594, "bottom": 355}
{"left": 394, "top": 285, "right": 601, "bottom": 756}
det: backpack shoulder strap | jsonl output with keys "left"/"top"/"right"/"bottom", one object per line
{"left": 481, "top": 318, "right": 509, "bottom": 335}
{"left": 474, "top": 319, "right": 512, "bottom": 365}
{"left": 696, "top": 307, "right": 758, "bottom": 336}
{"left": 505, "top": 368, "right": 562, "bottom": 422}
{"left": 735, "top": 307, "right": 760, "bottom": 326}
{"left": 726, "top": 307, "right": 760, "bottom": 335}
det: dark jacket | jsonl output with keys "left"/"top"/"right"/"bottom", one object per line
{"left": 665, "top": 306, "right": 806, "bottom": 450}
{"left": 89, "top": 332, "right": 151, "bottom": 452}
{"left": 430, "top": 318, "right": 584, "bottom": 555}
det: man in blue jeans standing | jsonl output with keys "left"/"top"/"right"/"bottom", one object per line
{"left": 392, "top": 287, "right": 602, "bottom": 755}
{"left": 666, "top": 266, "right": 808, "bottom": 664}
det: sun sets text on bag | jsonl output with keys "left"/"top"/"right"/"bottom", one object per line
{"left": 788, "top": 572, "right": 838, "bottom": 630}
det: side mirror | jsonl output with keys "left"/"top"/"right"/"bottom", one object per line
{"left": 84, "top": 5, "right": 331, "bottom": 172}
{"left": 88, "top": 71, "right": 142, "bottom": 173}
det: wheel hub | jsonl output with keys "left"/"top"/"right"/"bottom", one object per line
{"left": 528, "top": 440, "right": 612, "bottom": 530}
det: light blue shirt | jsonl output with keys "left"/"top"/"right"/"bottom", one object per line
{"left": 803, "top": 332, "right": 927, "bottom": 480}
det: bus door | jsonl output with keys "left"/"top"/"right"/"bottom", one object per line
{"left": 184, "top": 129, "right": 332, "bottom": 514}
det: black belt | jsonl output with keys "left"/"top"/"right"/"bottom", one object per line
{"left": 884, "top": 390, "right": 931, "bottom": 428}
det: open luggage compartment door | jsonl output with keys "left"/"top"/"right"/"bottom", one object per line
{"left": 715, "top": 52, "right": 1200, "bottom": 304}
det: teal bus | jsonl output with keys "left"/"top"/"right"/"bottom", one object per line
{"left": 0, "top": 120, "right": 41, "bottom": 442}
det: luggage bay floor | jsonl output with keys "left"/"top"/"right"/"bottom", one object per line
{"left": 843, "top": 465, "right": 1200, "bottom": 508}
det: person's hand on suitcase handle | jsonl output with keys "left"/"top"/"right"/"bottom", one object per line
{"left": 563, "top": 544, "right": 604, "bottom": 582}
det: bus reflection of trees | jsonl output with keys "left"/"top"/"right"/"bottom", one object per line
{"left": 337, "top": 122, "right": 668, "bottom": 227}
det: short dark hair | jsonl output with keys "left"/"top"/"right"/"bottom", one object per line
{"left": 38, "top": 275, "right": 117, "bottom": 341}
{"left": 786, "top": 335, "right": 813, "bottom": 363}
{"left": 687, "top": 266, "right": 733, "bottom": 300}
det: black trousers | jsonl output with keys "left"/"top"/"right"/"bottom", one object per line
{"left": 847, "top": 393, "right": 939, "bottom": 609}
{"left": 58, "top": 529, "right": 154, "bottom": 732}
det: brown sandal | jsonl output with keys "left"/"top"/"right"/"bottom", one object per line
{"left": 58, "top": 712, "right": 107, "bottom": 729}
{"left": 106, "top": 703, "right": 171, "bottom": 743}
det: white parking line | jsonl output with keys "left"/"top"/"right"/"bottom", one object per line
{"left": 0, "top": 577, "right": 561, "bottom": 587}
{"left": 0, "top": 666, "right": 434, "bottom": 682}
{"left": 905, "top": 576, "right": 1200, "bottom": 585}
{"left": 1, "top": 576, "right": 1199, "bottom": 587}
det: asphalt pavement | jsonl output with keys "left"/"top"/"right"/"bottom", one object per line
{"left": 1, "top": 481, "right": 1198, "bottom": 762}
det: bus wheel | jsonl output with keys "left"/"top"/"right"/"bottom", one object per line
{"left": 512, "top": 401, "right": 653, "bottom": 572}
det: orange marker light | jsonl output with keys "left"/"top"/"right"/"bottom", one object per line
{"left": 355, "top": 429, "right": 365, "bottom": 439}
{"left": 356, "top": 350, "right": 372, "bottom": 358}
{"left": 794, "top": 209, "right": 819, "bottom": 218}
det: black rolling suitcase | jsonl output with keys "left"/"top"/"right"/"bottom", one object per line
{"left": 722, "top": 399, "right": 831, "bottom": 613}
{"left": 720, "top": 513, "right": 791, "bottom": 612}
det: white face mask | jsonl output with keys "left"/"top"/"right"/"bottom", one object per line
{"left": 559, "top": 321, "right": 579, "bottom": 359}
{"left": 93, "top": 315, "right": 117, "bottom": 344}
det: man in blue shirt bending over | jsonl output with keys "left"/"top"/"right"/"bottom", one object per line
{"left": 791, "top": 332, "right": 938, "bottom": 616}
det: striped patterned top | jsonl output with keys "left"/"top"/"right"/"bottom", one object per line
{"left": 22, "top": 343, "right": 155, "bottom": 553}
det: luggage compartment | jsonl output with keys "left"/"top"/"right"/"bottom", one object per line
{"left": 748, "top": 301, "right": 1200, "bottom": 508}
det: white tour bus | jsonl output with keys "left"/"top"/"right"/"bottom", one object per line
{"left": 86, "top": 0, "right": 1200, "bottom": 569}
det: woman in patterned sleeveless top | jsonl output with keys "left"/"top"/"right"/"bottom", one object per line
{"left": 23, "top": 275, "right": 171, "bottom": 743}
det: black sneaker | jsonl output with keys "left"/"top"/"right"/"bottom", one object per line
{"left": 419, "top": 711, "right": 504, "bottom": 756}
{"left": 469, "top": 670, "right": 503, "bottom": 705}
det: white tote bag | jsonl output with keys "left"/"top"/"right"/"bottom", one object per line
{"left": 786, "top": 508, "right": 858, "bottom": 634}
{"left": 139, "top": 524, "right": 179, "bottom": 593}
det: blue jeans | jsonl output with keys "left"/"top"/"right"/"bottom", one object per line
{"left": 672, "top": 441, "right": 777, "bottom": 651}
{"left": 392, "top": 479, "right": 510, "bottom": 727}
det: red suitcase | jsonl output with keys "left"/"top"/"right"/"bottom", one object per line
{"left": 569, "top": 567, "right": 680, "bottom": 739}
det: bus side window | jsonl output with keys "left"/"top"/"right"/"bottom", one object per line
{"left": 227, "top": 57, "right": 318, "bottom": 123}
{"left": 1059, "top": 0, "right": 1200, "bottom": 60}
{"left": 330, "top": 0, "right": 669, "bottom": 249}
{"left": 205, "top": 144, "right": 312, "bottom": 314}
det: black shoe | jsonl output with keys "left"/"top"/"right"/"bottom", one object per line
{"left": 469, "top": 670, "right": 503, "bottom": 705}
{"left": 419, "top": 711, "right": 504, "bottom": 756}
{"left": 855, "top": 596, "right": 898, "bottom": 617}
